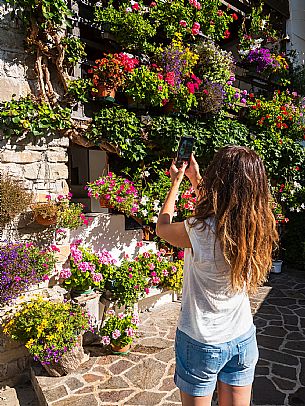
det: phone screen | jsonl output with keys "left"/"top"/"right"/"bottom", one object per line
{"left": 176, "top": 137, "right": 194, "bottom": 167}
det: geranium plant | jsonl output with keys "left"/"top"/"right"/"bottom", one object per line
{"left": 89, "top": 53, "right": 138, "bottom": 94}
{"left": 3, "top": 297, "right": 91, "bottom": 365}
{"left": 0, "top": 242, "right": 56, "bottom": 305}
{"left": 60, "top": 242, "right": 116, "bottom": 293}
{"left": 100, "top": 310, "right": 140, "bottom": 350}
{"left": 87, "top": 173, "right": 139, "bottom": 216}
{"left": 32, "top": 193, "right": 88, "bottom": 229}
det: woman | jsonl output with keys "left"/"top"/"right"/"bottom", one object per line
{"left": 156, "top": 146, "right": 278, "bottom": 406}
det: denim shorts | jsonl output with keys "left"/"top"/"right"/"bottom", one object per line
{"left": 174, "top": 325, "right": 258, "bottom": 397}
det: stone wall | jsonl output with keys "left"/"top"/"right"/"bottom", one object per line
{"left": 0, "top": 1, "right": 34, "bottom": 101}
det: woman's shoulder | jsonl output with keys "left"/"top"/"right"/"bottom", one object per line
{"left": 186, "top": 216, "right": 215, "bottom": 233}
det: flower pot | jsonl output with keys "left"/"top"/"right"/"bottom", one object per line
{"left": 92, "top": 85, "right": 116, "bottom": 100}
{"left": 42, "top": 335, "right": 89, "bottom": 377}
{"left": 271, "top": 260, "right": 283, "bottom": 274}
{"left": 35, "top": 214, "right": 57, "bottom": 226}
{"left": 111, "top": 343, "right": 131, "bottom": 355}
{"left": 71, "top": 288, "right": 95, "bottom": 297}
{"left": 163, "top": 100, "right": 177, "bottom": 113}
{"left": 142, "top": 226, "right": 153, "bottom": 241}
{"left": 99, "top": 196, "right": 114, "bottom": 209}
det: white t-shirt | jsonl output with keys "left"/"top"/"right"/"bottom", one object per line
{"left": 178, "top": 217, "right": 253, "bottom": 344}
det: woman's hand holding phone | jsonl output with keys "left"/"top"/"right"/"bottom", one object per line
{"left": 170, "top": 160, "right": 188, "bottom": 186}
{"left": 185, "top": 154, "right": 202, "bottom": 197}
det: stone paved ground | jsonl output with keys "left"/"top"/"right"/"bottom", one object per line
{"left": 10, "top": 270, "right": 305, "bottom": 405}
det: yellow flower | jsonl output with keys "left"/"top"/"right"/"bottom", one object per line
{"left": 25, "top": 339, "right": 35, "bottom": 349}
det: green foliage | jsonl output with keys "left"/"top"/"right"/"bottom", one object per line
{"left": 61, "top": 36, "right": 86, "bottom": 65}
{"left": 0, "top": 96, "right": 72, "bottom": 139}
{"left": 94, "top": 0, "right": 157, "bottom": 52}
{"left": 4, "top": 0, "right": 72, "bottom": 29}
{"left": 3, "top": 298, "right": 90, "bottom": 364}
{"left": 88, "top": 107, "right": 146, "bottom": 162}
{"left": 67, "top": 78, "right": 93, "bottom": 104}
{"left": 161, "top": 260, "right": 184, "bottom": 293}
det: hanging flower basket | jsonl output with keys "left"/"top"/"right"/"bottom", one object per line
{"left": 42, "top": 335, "right": 88, "bottom": 377}
{"left": 35, "top": 214, "right": 57, "bottom": 226}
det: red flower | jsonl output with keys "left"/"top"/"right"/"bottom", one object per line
{"left": 232, "top": 13, "right": 238, "bottom": 20}
{"left": 179, "top": 20, "right": 187, "bottom": 27}
{"left": 249, "top": 93, "right": 254, "bottom": 98}
{"left": 295, "top": 166, "right": 300, "bottom": 171}
{"left": 224, "top": 30, "right": 231, "bottom": 39}
{"left": 150, "top": 1, "right": 157, "bottom": 6}
{"left": 193, "top": 22, "right": 200, "bottom": 30}
{"left": 132, "top": 3, "right": 140, "bottom": 10}
{"left": 217, "top": 10, "right": 223, "bottom": 16}
{"left": 192, "top": 28, "right": 200, "bottom": 35}
{"left": 279, "top": 139, "right": 283, "bottom": 144}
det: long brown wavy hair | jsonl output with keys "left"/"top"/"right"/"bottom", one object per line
{"left": 193, "top": 145, "right": 278, "bottom": 294}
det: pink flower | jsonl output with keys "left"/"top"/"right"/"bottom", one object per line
{"left": 157, "top": 73, "right": 163, "bottom": 80}
{"left": 203, "top": 89, "right": 209, "bottom": 95}
{"left": 67, "top": 192, "right": 73, "bottom": 199}
{"left": 149, "top": 263, "right": 155, "bottom": 270}
{"left": 104, "top": 194, "right": 111, "bottom": 200}
{"left": 45, "top": 194, "right": 51, "bottom": 200}
{"left": 59, "top": 268, "right": 72, "bottom": 279}
{"left": 162, "top": 269, "right": 169, "bottom": 276}
{"left": 179, "top": 20, "right": 187, "bottom": 27}
{"left": 158, "top": 85, "right": 163, "bottom": 91}
{"left": 14, "top": 276, "right": 22, "bottom": 282}
{"left": 107, "top": 309, "right": 115, "bottom": 316}
{"left": 128, "top": 273, "right": 133, "bottom": 279}
{"left": 42, "top": 274, "right": 50, "bottom": 281}
{"left": 152, "top": 276, "right": 161, "bottom": 285}
{"left": 193, "top": 22, "right": 200, "bottom": 30}
{"left": 192, "top": 28, "right": 200, "bottom": 35}
{"left": 101, "top": 336, "right": 111, "bottom": 345}
{"left": 92, "top": 272, "right": 103, "bottom": 283}
{"left": 56, "top": 228, "right": 66, "bottom": 234}
{"left": 151, "top": 271, "right": 157, "bottom": 277}
{"left": 125, "top": 327, "right": 135, "bottom": 337}
{"left": 131, "top": 314, "right": 140, "bottom": 326}
{"left": 162, "top": 99, "right": 169, "bottom": 106}
{"left": 132, "top": 2, "right": 140, "bottom": 10}
{"left": 172, "top": 266, "right": 177, "bottom": 273}
{"left": 112, "top": 329, "right": 121, "bottom": 339}
{"left": 118, "top": 313, "right": 125, "bottom": 319}
{"left": 178, "top": 250, "right": 184, "bottom": 260}
{"left": 137, "top": 241, "right": 143, "bottom": 247}
{"left": 108, "top": 172, "right": 113, "bottom": 178}
{"left": 50, "top": 245, "right": 60, "bottom": 252}
{"left": 150, "top": 1, "right": 157, "bottom": 6}
{"left": 143, "top": 252, "right": 150, "bottom": 258}
{"left": 196, "top": 2, "right": 201, "bottom": 9}
{"left": 57, "top": 195, "right": 64, "bottom": 200}
{"left": 144, "top": 287, "right": 150, "bottom": 295}
{"left": 187, "top": 82, "right": 195, "bottom": 94}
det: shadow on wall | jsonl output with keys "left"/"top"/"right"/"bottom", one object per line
{"left": 70, "top": 213, "right": 142, "bottom": 261}
{"left": 251, "top": 271, "right": 305, "bottom": 405}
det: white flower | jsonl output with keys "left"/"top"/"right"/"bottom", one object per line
{"left": 153, "top": 205, "right": 160, "bottom": 213}
{"left": 96, "top": 2, "right": 102, "bottom": 6}
{"left": 290, "top": 207, "right": 295, "bottom": 212}
{"left": 296, "top": 207, "right": 301, "bottom": 212}
{"left": 130, "top": 0, "right": 136, "bottom": 4}
{"left": 140, "top": 196, "right": 149, "bottom": 205}
{"left": 143, "top": 171, "right": 150, "bottom": 177}
{"left": 125, "top": 6, "right": 132, "bottom": 12}
{"left": 141, "top": 209, "right": 148, "bottom": 217}
{"left": 301, "top": 203, "right": 305, "bottom": 209}
{"left": 173, "top": 212, "right": 177, "bottom": 217}
{"left": 294, "top": 181, "right": 302, "bottom": 189}
{"left": 281, "top": 197, "right": 286, "bottom": 201}
{"left": 152, "top": 216, "right": 158, "bottom": 223}
{"left": 153, "top": 199, "right": 160, "bottom": 205}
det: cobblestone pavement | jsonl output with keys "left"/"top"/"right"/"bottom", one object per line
{"left": 29, "top": 270, "right": 305, "bottom": 405}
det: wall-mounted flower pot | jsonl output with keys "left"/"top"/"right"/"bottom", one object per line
{"left": 271, "top": 260, "right": 283, "bottom": 274}
{"left": 34, "top": 214, "right": 57, "bottom": 226}
{"left": 92, "top": 85, "right": 116, "bottom": 101}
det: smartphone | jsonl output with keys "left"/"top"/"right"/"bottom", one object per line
{"left": 176, "top": 136, "right": 195, "bottom": 168}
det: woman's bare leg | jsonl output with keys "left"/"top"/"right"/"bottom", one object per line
{"left": 180, "top": 390, "right": 213, "bottom": 406}
{"left": 217, "top": 381, "right": 252, "bottom": 406}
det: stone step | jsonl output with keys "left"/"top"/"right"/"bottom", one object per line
{"left": 0, "top": 387, "right": 19, "bottom": 406}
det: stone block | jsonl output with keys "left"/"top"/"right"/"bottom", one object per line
{"left": 0, "top": 162, "right": 23, "bottom": 177}
{"left": 49, "top": 163, "right": 69, "bottom": 181}
{"left": 46, "top": 150, "right": 68, "bottom": 163}
{"left": 56, "top": 245, "right": 70, "bottom": 263}
{"left": 0, "top": 356, "right": 29, "bottom": 383}
{"left": 0, "top": 387, "right": 19, "bottom": 406}
{"left": 0, "top": 78, "right": 30, "bottom": 101}
{"left": 23, "top": 162, "right": 46, "bottom": 180}
{"left": 0, "top": 150, "right": 43, "bottom": 163}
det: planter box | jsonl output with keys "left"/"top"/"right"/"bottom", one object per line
{"left": 136, "top": 288, "right": 177, "bottom": 313}
{"left": 73, "top": 292, "right": 104, "bottom": 328}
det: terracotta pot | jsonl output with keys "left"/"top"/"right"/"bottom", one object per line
{"left": 96, "top": 85, "right": 116, "bottom": 99}
{"left": 163, "top": 100, "right": 177, "bottom": 113}
{"left": 42, "top": 335, "right": 89, "bottom": 377}
{"left": 111, "top": 343, "right": 131, "bottom": 355}
{"left": 35, "top": 214, "right": 57, "bottom": 226}
{"left": 99, "top": 196, "right": 114, "bottom": 209}
{"left": 143, "top": 226, "right": 153, "bottom": 241}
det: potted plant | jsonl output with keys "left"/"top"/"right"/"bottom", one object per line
{"left": 88, "top": 53, "right": 138, "bottom": 99}
{"left": 271, "top": 200, "right": 289, "bottom": 273}
{"left": 32, "top": 193, "right": 88, "bottom": 229}
{"left": 0, "top": 173, "right": 33, "bottom": 228}
{"left": 0, "top": 242, "right": 56, "bottom": 305}
{"left": 87, "top": 173, "right": 139, "bottom": 217}
{"left": 2, "top": 297, "right": 91, "bottom": 376}
{"left": 99, "top": 310, "right": 140, "bottom": 354}
{"left": 60, "top": 242, "right": 116, "bottom": 296}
